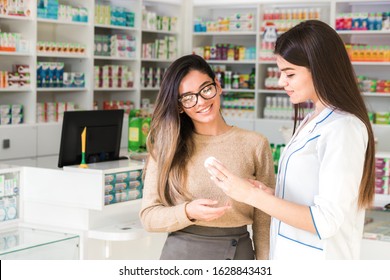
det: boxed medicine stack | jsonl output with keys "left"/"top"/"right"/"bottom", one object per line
{"left": 104, "top": 170, "right": 143, "bottom": 205}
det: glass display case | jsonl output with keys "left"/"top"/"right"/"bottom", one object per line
{"left": 0, "top": 227, "right": 79, "bottom": 260}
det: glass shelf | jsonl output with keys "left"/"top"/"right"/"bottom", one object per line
{"left": 0, "top": 227, "right": 79, "bottom": 260}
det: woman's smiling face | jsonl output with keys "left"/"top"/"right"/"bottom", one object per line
{"left": 179, "top": 70, "right": 221, "bottom": 127}
{"left": 276, "top": 55, "right": 318, "bottom": 105}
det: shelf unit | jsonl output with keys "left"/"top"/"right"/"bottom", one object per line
{"left": 140, "top": 0, "right": 183, "bottom": 106}
{"left": 189, "top": 1, "right": 390, "bottom": 151}
{"left": 191, "top": 3, "right": 258, "bottom": 123}
{"left": 93, "top": 0, "right": 141, "bottom": 111}
{"left": 0, "top": 0, "right": 184, "bottom": 164}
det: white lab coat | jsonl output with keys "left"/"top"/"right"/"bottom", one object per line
{"left": 270, "top": 107, "right": 368, "bottom": 260}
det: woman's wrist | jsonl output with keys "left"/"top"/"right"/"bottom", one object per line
{"left": 247, "top": 185, "right": 265, "bottom": 209}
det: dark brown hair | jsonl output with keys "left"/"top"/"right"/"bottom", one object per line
{"left": 274, "top": 20, "right": 375, "bottom": 208}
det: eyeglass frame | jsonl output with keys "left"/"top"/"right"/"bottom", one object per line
{"left": 178, "top": 82, "right": 218, "bottom": 109}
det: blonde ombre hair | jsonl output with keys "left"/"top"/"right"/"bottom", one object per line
{"left": 146, "top": 55, "right": 216, "bottom": 206}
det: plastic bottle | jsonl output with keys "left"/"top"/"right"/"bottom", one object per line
{"left": 249, "top": 68, "right": 255, "bottom": 89}
{"left": 224, "top": 71, "right": 231, "bottom": 89}
{"left": 227, "top": 45, "right": 235, "bottom": 61}
{"left": 273, "top": 144, "right": 281, "bottom": 174}
{"left": 204, "top": 46, "right": 210, "bottom": 60}
{"left": 368, "top": 13, "right": 375, "bottom": 30}
{"left": 264, "top": 67, "right": 273, "bottom": 89}
{"left": 232, "top": 73, "right": 239, "bottom": 89}
{"left": 375, "top": 12, "right": 383, "bottom": 30}
{"left": 128, "top": 109, "right": 142, "bottom": 153}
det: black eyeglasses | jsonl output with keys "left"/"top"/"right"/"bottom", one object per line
{"left": 178, "top": 82, "right": 217, "bottom": 109}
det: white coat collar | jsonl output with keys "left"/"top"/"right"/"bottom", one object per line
{"left": 290, "top": 107, "right": 334, "bottom": 144}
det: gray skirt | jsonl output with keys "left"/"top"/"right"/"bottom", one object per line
{"left": 160, "top": 225, "right": 254, "bottom": 260}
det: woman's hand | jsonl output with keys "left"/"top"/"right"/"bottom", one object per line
{"left": 248, "top": 179, "right": 275, "bottom": 195}
{"left": 204, "top": 157, "right": 272, "bottom": 206}
{"left": 185, "top": 199, "right": 231, "bottom": 222}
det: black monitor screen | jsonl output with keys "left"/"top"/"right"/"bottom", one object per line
{"left": 58, "top": 109, "right": 124, "bottom": 168}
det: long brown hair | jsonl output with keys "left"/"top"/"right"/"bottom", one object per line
{"left": 146, "top": 54, "right": 216, "bottom": 206}
{"left": 274, "top": 20, "right": 375, "bottom": 208}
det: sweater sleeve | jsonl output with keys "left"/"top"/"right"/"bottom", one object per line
{"left": 251, "top": 136, "right": 275, "bottom": 260}
{"left": 139, "top": 156, "right": 195, "bottom": 232}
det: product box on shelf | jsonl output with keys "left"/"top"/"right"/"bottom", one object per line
{"left": 376, "top": 156, "right": 390, "bottom": 195}
{"left": 104, "top": 169, "right": 143, "bottom": 205}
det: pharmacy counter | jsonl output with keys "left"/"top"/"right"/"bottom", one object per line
{"left": 9, "top": 159, "right": 166, "bottom": 259}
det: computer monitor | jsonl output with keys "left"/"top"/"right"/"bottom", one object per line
{"left": 58, "top": 109, "right": 124, "bottom": 168}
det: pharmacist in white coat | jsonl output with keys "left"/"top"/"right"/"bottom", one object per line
{"left": 205, "top": 20, "right": 376, "bottom": 260}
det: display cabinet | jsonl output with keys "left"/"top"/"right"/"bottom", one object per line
{"left": 0, "top": 164, "right": 81, "bottom": 260}
{"left": 0, "top": 227, "right": 79, "bottom": 260}
{"left": 140, "top": 0, "right": 183, "bottom": 109}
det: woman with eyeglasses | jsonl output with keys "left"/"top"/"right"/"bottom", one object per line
{"left": 205, "top": 20, "right": 376, "bottom": 260}
{"left": 140, "top": 54, "right": 275, "bottom": 260}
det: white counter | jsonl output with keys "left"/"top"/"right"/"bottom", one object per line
{"left": 2, "top": 159, "right": 166, "bottom": 260}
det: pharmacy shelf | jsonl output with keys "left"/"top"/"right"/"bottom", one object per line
{"left": 37, "top": 53, "right": 88, "bottom": 59}
{"left": 193, "top": 31, "right": 257, "bottom": 36}
{"left": 94, "top": 56, "right": 138, "bottom": 61}
{"left": 141, "top": 58, "right": 173, "bottom": 62}
{"left": 0, "top": 88, "right": 32, "bottom": 92}
{"left": 36, "top": 88, "right": 88, "bottom": 92}
{"left": 94, "top": 88, "right": 137, "bottom": 91}
{"left": 142, "top": 29, "right": 179, "bottom": 35}
{"left": 206, "top": 60, "right": 256, "bottom": 65}
{"left": 223, "top": 89, "right": 255, "bottom": 93}
{"left": 362, "top": 93, "right": 390, "bottom": 97}
{"left": 0, "top": 52, "right": 32, "bottom": 57}
{"left": 95, "top": 24, "right": 138, "bottom": 32}
{"left": 337, "top": 30, "right": 390, "bottom": 35}
{"left": 37, "top": 18, "right": 89, "bottom": 26}
{"left": 0, "top": 14, "right": 34, "bottom": 21}
{"left": 258, "top": 89, "right": 285, "bottom": 94}
{"left": 352, "top": 62, "right": 390, "bottom": 66}
{"left": 190, "top": 0, "right": 390, "bottom": 152}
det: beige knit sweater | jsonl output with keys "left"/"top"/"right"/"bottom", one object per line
{"left": 140, "top": 126, "right": 275, "bottom": 259}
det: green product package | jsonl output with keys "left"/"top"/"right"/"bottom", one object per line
{"left": 140, "top": 117, "right": 151, "bottom": 152}
{"left": 128, "top": 117, "right": 142, "bottom": 152}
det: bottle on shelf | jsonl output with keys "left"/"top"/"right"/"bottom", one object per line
{"left": 224, "top": 71, "right": 232, "bottom": 89}
{"left": 232, "top": 73, "right": 239, "bottom": 89}
{"left": 248, "top": 68, "right": 255, "bottom": 90}
{"left": 128, "top": 110, "right": 142, "bottom": 153}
